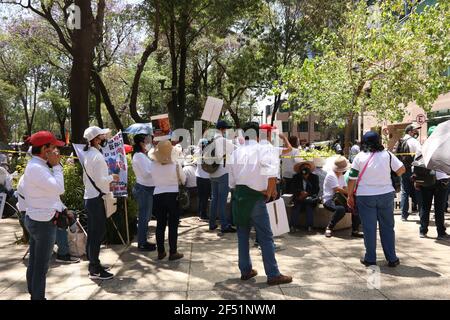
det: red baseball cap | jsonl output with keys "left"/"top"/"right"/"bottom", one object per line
{"left": 28, "top": 131, "right": 65, "bottom": 147}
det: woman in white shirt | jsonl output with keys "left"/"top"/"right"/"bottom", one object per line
{"left": 82, "top": 126, "right": 119, "bottom": 281}
{"left": 347, "top": 131, "right": 405, "bottom": 268}
{"left": 132, "top": 134, "right": 156, "bottom": 251}
{"left": 323, "top": 156, "right": 363, "bottom": 238}
{"left": 149, "top": 140, "right": 186, "bottom": 261}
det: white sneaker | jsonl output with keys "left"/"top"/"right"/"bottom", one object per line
{"left": 325, "top": 228, "right": 332, "bottom": 238}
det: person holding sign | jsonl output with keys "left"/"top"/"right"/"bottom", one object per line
{"left": 82, "top": 126, "right": 119, "bottom": 280}
{"left": 229, "top": 122, "right": 292, "bottom": 286}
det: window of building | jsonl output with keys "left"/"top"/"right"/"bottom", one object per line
{"left": 282, "top": 122, "right": 289, "bottom": 133}
{"left": 298, "top": 121, "right": 308, "bottom": 132}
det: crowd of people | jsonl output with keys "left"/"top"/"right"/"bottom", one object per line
{"left": 5, "top": 119, "right": 449, "bottom": 300}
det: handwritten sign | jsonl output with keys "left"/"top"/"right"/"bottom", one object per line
{"left": 101, "top": 132, "right": 128, "bottom": 197}
{"left": 201, "top": 96, "right": 223, "bottom": 123}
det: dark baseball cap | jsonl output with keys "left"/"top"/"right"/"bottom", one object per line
{"left": 216, "top": 120, "right": 232, "bottom": 130}
{"left": 405, "top": 123, "right": 421, "bottom": 133}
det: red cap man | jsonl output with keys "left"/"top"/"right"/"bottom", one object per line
{"left": 27, "top": 131, "right": 65, "bottom": 167}
{"left": 259, "top": 124, "right": 277, "bottom": 142}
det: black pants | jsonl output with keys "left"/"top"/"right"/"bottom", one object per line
{"left": 282, "top": 178, "right": 294, "bottom": 194}
{"left": 419, "top": 180, "right": 448, "bottom": 236}
{"left": 196, "top": 177, "right": 211, "bottom": 218}
{"left": 154, "top": 192, "right": 180, "bottom": 254}
{"left": 324, "top": 199, "right": 361, "bottom": 232}
{"left": 85, "top": 196, "right": 106, "bottom": 272}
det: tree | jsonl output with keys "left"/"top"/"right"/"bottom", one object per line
{"left": 282, "top": 0, "right": 450, "bottom": 155}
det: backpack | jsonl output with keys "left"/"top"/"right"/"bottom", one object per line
{"left": 201, "top": 137, "right": 225, "bottom": 174}
{"left": 412, "top": 154, "right": 436, "bottom": 188}
{"left": 394, "top": 137, "right": 414, "bottom": 169}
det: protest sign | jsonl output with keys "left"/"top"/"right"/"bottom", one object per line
{"left": 151, "top": 114, "right": 171, "bottom": 141}
{"left": 266, "top": 198, "right": 290, "bottom": 237}
{"left": 101, "top": 132, "right": 128, "bottom": 197}
{"left": 201, "top": 96, "right": 223, "bottom": 123}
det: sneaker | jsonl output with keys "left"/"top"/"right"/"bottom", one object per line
{"left": 360, "top": 258, "right": 376, "bottom": 267}
{"left": 241, "top": 269, "right": 258, "bottom": 281}
{"left": 101, "top": 264, "right": 111, "bottom": 272}
{"left": 158, "top": 251, "right": 167, "bottom": 260}
{"left": 437, "top": 233, "right": 450, "bottom": 241}
{"left": 209, "top": 225, "right": 218, "bottom": 231}
{"left": 56, "top": 254, "right": 80, "bottom": 264}
{"left": 388, "top": 259, "right": 400, "bottom": 267}
{"left": 222, "top": 226, "right": 237, "bottom": 233}
{"left": 267, "top": 274, "right": 293, "bottom": 286}
{"left": 169, "top": 252, "right": 184, "bottom": 261}
{"left": 419, "top": 232, "right": 427, "bottom": 238}
{"left": 401, "top": 217, "right": 408, "bottom": 222}
{"left": 325, "top": 228, "right": 332, "bottom": 238}
{"left": 351, "top": 231, "right": 364, "bottom": 238}
{"left": 89, "top": 269, "right": 114, "bottom": 280}
{"left": 138, "top": 242, "right": 156, "bottom": 252}
{"left": 289, "top": 226, "right": 297, "bottom": 233}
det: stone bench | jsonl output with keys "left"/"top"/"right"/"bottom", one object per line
{"left": 286, "top": 204, "right": 352, "bottom": 230}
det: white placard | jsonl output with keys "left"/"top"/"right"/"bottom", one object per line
{"left": 201, "top": 96, "right": 223, "bottom": 123}
{"left": 266, "top": 198, "right": 290, "bottom": 237}
{"left": 0, "top": 192, "right": 6, "bottom": 219}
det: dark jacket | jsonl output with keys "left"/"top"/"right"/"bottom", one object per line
{"left": 290, "top": 173, "right": 320, "bottom": 200}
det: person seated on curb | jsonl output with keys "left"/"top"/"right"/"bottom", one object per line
{"left": 323, "top": 156, "right": 363, "bottom": 238}
{"left": 289, "top": 161, "right": 320, "bottom": 232}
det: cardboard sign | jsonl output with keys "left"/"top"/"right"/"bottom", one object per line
{"left": 101, "top": 132, "right": 128, "bottom": 197}
{"left": 151, "top": 113, "right": 171, "bottom": 141}
{"left": 266, "top": 198, "right": 290, "bottom": 237}
{"left": 201, "top": 96, "right": 223, "bottom": 123}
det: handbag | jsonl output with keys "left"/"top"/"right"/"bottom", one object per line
{"left": 176, "top": 163, "right": 190, "bottom": 210}
{"left": 388, "top": 151, "right": 401, "bottom": 192}
{"left": 80, "top": 162, "right": 117, "bottom": 218}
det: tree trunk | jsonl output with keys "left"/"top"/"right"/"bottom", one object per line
{"left": 168, "top": 16, "right": 178, "bottom": 129}
{"left": 0, "top": 102, "right": 8, "bottom": 142}
{"left": 177, "top": 23, "right": 188, "bottom": 128}
{"left": 91, "top": 72, "right": 124, "bottom": 132}
{"left": 344, "top": 113, "right": 354, "bottom": 158}
{"left": 68, "top": 1, "right": 96, "bottom": 143}
{"left": 92, "top": 85, "right": 104, "bottom": 128}
{"left": 270, "top": 93, "right": 282, "bottom": 126}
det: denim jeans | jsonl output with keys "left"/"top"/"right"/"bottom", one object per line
{"left": 133, "top": 183, "right": 155, "bottom": 247}
{"left": 197, "top": 177, "right": 211, "bottom": 218}
{"left": 153, "top": 192, "right": 180, "bottom": 254}
{"left": 324, "top": 199, "right": 361, "bottom": 231}
{"left": 290, "top": 201, "right": 314, "bottom": 228}
{"left": 210, "top": 173, "right": 231, "bottom": 231}
{"left": 356, "top": 192, "right": 397, "bottom": 263}
{"left": 400, "top": 170, "right": 418, "bottom": 218}
{"left": 237, "top": 199, "right": 281, "bottom": 279}
{"left": 56, "top": 228, "right": 69, "bottom": 256}
{"left": 25, "top": 215, "right": 57, "bottom": 300}
{"left": 85, "top": 196, "right": 106, "bottom": 273}
{"left": 419, "top": 181, "right": 448, "bottom": 236}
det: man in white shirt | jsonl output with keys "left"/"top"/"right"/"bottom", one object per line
{"left": 207, "top": 120, "right": 236, "bottom": 233}
{"left": 394, "top": 123, "right": 422, "bottom": 220}
{"left": 229, "top": 122, "right": 292, "bottom": 286}
{"left": 22, "top": 131, "right": 65, "bottom": 300}
{"left": 82, "top": 126, "right": 119, "bottom": 280}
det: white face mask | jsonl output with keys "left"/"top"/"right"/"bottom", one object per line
{"left": 145, "top": 143, "right": 153, "bottom": 152}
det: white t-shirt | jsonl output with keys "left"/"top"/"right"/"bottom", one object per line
{"left": 152, "top": 162, "right": 186, "bottom": 195}
{"left": 208, "top": 134, "right": 236, "bottom": 178}
{"left": 183, "top": 165, "right": 197, "bottom": 188}
{"left": 350, "top": 150, "right": 404, "bottom": 196}
{"left": 132, "top": 152, "right": 155, "bottom": 187}
{"left": 402, "top": 134, "right": 422, "bottom": 154}
{"left": 323, "top": 171, "right": 346, "bottom": 203}
{"left": 281, "top": 148, "right": 301, "bottom": 178}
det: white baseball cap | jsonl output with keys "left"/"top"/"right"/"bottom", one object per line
{"left": 83, "top": 126, "right": 111, "bottom": 142}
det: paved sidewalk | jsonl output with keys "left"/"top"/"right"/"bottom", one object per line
{"left": 1, "top": 210, "right": 450, "bottom": 300}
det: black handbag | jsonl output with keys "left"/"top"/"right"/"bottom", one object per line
{"left": 388, "top": 152, "right": 401, "bottom": 193}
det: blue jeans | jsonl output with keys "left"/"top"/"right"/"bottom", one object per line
{"left": 210, "top": 173, "right": 231, "bottom": 231}
{"left": 196, "top": 177, "right": 211, "bottom": 218}
{"left": 400, "top": 170, "right": 418, "bottom": 218}
{"left": 25, "top": 215, "right": 57, "bottom": 300}
{"left": 290, "top": 201, "right": 314, "bottom": 228}
{"left": 237, "top": 199, "right": 281, "bottom": 279}
{"left": 133, "top": 183, "right": 155, "bottom": 247}
{"left": 56, "top": 228, "right": 69, "bottom": 256}
{"left": 85, "top": 196, "right": 106, "bottom": 273}
{"left": 357, "top": 192, "right": 398, "bottom": 263}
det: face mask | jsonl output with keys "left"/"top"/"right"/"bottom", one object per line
{"left": 145, "top": 143, "right": 153, "bottom": 151}
{"left": 413, "top": 132, "right": 419, "bottom": 139}
{"left": 301, "top": 167, "right": 311, "bottom": 175}
{"left": 100, "top": 139, "right": 107, "bottom": 148}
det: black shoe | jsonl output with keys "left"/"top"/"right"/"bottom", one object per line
{"left": 138, "top": 242, "right": 156, "bottom": 252}
{"left": 419, "top": 232, "right": 427, "bottom": 238}
{"left": 360, "top": 258, "right": 376, "bottom": 267}
{"left": 89, "top": 269, "right": 114, "bottom": 280}
{"left": 401, "top": 216, "right": 408, "bottom": 222}
{"left": 388, "top": 259, "right": 400, "bottom": 267}
{"left": 101, "top": 264, "right": 111, "bottom": 272}
{"left": 437, "top": 233, "right": 450, "bottom": 241}
{"left": 351, "top": 231, "right": 364, "bottom": 238}
{"left": 209, "top": 225, "right": 218, "bottom": 231}
{"left": 222, "top": 226, "right": 237, "bottom": 233}
{"left": 56, "top": 254, "right": 80, "bottom": 264}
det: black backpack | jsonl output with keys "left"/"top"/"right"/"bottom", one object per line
{"left": 200, "top": 137, "right": 225, "bottom": 174}
{"left": 394, "top": 137, "right": 414, "bottom": 168}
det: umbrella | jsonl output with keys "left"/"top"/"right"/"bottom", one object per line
{"left": 422, "top": 120, "right": 450, "bottom": 175}
{"left": 123, "top": 123, "right": 153, "bottom": 135}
